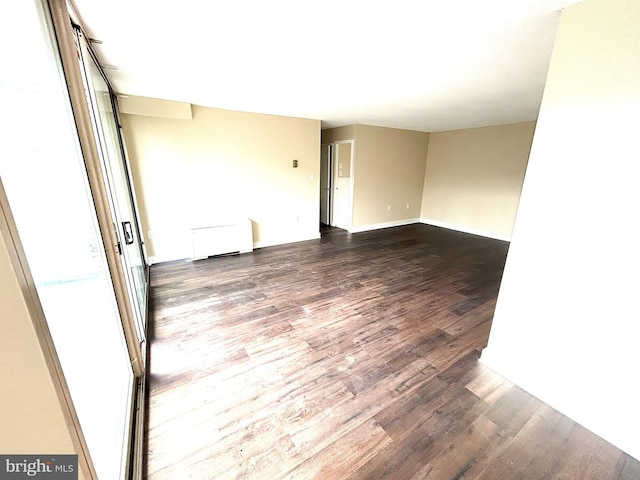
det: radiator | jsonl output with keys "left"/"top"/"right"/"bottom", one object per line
{"left": 191, "top": 219, "right": 253, "bottom": 260}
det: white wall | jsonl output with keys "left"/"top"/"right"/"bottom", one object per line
{"left": 482, "top": 0, "right": 640, "bottom": 460}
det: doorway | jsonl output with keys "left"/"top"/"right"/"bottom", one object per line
{"left": 331, "top": 140, "right": 354, "bottom": 230}
{"left": 320, "top": 144, "right": 332, "bottom": 226}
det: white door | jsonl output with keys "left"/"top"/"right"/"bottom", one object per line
{"left": 320, "top": 144, "right": 332, "bottom": 225}
{"left": 331, "top": 141, "right": 353, "bottom": 229}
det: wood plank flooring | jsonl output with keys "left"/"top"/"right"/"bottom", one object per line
{"left": 145, "top": 224, "right": 639, "bottom": 479}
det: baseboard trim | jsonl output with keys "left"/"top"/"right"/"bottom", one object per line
{"left": 148, "top": 233, "right": 322, "bottom": 264}
{"left": 148, "top": 223, "right": 507, "bottom": 263}
{"left": 420, "top": 218, "right": 511, "bottom": 242}
{"left": 148, "top": 255, "right": 190, "bottom": 265}
{"left": 348, "top": 218, "right": 421, "bottom": 234}
{"left": 253, "top": 232, "right": 321, "bottom": 250}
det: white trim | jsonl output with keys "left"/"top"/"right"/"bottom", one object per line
{"left": 253, "top": 232, "right": 321, "bottom": 249}
{"left": 148, "top": 232, "right": 322, "bottom": 264}
{"left": 147, "top": 255, "right": 189, "bottom": 265}
{"left": 420, "top": 218, "right": 511, "bottom": 242}
{"left": 320, "top": 144, "right": 332, "bottom": 226}
{"left": 332, "top": 139, "right": 355, "bottom": 230}
{"left": 148, "top": 222, "right": 506, "bottom": 264}
{"left": 349, "top": 218, "right": 421, "bottom": 233}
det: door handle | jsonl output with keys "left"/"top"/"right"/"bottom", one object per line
{"left": 122, "top": 221, "right": 134, "bottom": 245}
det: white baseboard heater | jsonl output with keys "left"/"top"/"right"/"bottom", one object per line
{"left": 191, "top": 219, "right": 253, "bottom": 260}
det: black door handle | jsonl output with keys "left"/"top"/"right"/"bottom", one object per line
{"left": 122, "top": 221, "right": 134, "bottom": 245}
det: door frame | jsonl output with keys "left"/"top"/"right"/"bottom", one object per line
{"left": 49, "top": 0, "right": 144, "bottom": 378}
{"left": 331, "top": 139, "right": 355, "bottom": 230}
{"left": 76, "top": 30, "right": 147, "bottom": 354}
{"left": 320, "top": 143, "right": 333, "bottom": 226}
{"left": 48, "top": 1, "right": 146, "bottom": 478}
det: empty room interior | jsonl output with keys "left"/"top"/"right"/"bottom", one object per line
{"left": 1, "top": 0, "right": 639, "bottom": 479}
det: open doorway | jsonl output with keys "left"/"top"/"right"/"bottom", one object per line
{"left": 320, "top": 140, "right": 354, "bottom": 234}
{"left": 320, "top": 144, "right": 332, "bottom": 228}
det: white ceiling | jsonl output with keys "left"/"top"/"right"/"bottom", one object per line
{"left": 71, "top": 0, "right": 578, "bottom": 132}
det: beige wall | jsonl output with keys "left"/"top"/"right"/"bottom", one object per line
{"left": 321, "top": 125, "right": 356, "bottom": 144}
{"left": 323, "top": 122, "right": 530, "bottom": 237}
{"left": 482, "top": 0, "right": 640, "bottom": 460}
{"left": 352, "top": 125, "right": 429, "bottom": 230}
{"left": 322, "top": 124, "right": 430, "bottom": 232}
{"left": 421, "top": 122, "right": 535, "bottom": 240}
{"left": 0, "top": 228, "right": 79, "bottom": 461}
{"left": 122, "top": 103, "right": 321, "bottom": 262}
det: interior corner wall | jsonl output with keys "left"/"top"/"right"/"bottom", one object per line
{"left": 321, "top": 125, "right": 356, "bottom": 144}
{"left": 350, "top": 125, "right": 429, "bottom": 230}
{"left": 121, "top": 104, "right": 321, "bottom": 262}
{"left": 481, "top": 0, "right": 640, "bottom": 460}
{"left": 0, "top": 227, "right": 80, "bottom": 461}
{"left": 420, "top": 121, "right": 535, "bottom": 240}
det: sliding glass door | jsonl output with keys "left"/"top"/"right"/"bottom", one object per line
{"left": 77, "top": 36, "right": 148, "bottom": 349}
{"left": 0, "top": 1, "right": 135, "bottom": 478}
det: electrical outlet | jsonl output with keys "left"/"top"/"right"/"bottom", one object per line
{"left": 386, "top": 205, "right": 391, "bottom": 211}
{"left": 406, "top": 203, "right": 410, "bottom": 209}
{"left": 147, "top": 230, "right": 154, "bottom": 239}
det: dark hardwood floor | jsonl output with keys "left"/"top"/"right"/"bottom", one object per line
{"left": 145, "top": 224, "right": 639, "bottom": 479}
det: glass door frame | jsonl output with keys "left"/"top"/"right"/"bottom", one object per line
{"left": 75, "top": 29, "right": 148, "bottom": 355}
{"left": 48, "top": 0, "right": 145, "bottom": 377}
{"left": 47, "top": 0, "right": 147, "bottom": 478}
